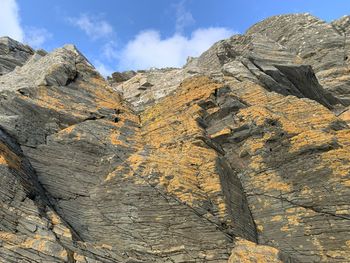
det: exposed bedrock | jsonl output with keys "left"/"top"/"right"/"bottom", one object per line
{"left": 0, "top": 13, "right": 350, "bottom": 263}
{"left": 0, "top": 36, "right": 35, "bottom": 76}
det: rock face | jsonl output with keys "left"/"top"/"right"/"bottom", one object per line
{"left": 0, "top": 13, "right": 350, "bottom": 263}
{"left": 246, "top": 14, "right": 350, "bottom": 105}
{"left": 0, "top": 37, "right": 34, "bottom": 76}
{"left": 110, "top": 68, "right": 199, "bottom": 112}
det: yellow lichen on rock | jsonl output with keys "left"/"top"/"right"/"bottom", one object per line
{"left": 104, "top": 76, "right": 238, "bottom": 229}
{"left": 44, "top": 210, "right": 73, "bottom": 239}
{"left": 339, "top": 108, "right": 350, "bottom": 125}
{"left": 288, "top": 130, "right": 336, "bottom": 154}
{"left": 210, "top": 127, "right": 232, "bottom": 139}
{"left": 228, "top": 238, "right": 282, "bottom": 263}
{"left": 0, "top": 154, "right": 7, "bottom": 166}
{"left": 34, "top": 85, "right": 66, "bottom": 111}
{"left": 0, "top": 143, "right": 21, "bottom": 170}
{"left": 138, "top": 76, "right": 229, "bottom": 218}
{"left": 222, "top": 79, "right": 350, "bottom": 261}
{"left": 0, "top": 231, "right": 68, "bottom": 261}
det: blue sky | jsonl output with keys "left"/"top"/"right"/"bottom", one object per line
{"left": 1, "top": 0, "right": 350, "bottom": 76}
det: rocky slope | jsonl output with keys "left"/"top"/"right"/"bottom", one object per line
{"left": 0, "top": 13, "right": 350, "bottom": 263}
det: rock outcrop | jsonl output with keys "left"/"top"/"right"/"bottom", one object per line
{"left": 0, "top": 37, "right": 35, "bottom": 76}
{"left": 0, "top": 13, "right": 350, "bottom": 263}
{"left": 246, "top": 14, "right": 350, "bottom": 105}
{"left": 110, "top": 68, "right": 199, "bottom": 112}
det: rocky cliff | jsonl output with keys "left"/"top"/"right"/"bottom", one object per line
{"left": 0, "top": 13, "right": 350, "bottom": 263}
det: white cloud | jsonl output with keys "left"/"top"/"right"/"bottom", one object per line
{"left": 0, "top": 0, "right": 51, "bottom": 48}
{"left": 24, "top": 27, "right": 52, "bottom": 48}
{"left": 0, "top": 0, "right": 24, "bottom": 41}
{"left": 68, "top": 14, "right": 113, "bottom": 40}
{"left": 175, "top": 0, "right": 195, "bottom": 33}
{"left": 118, "top": 27, "right": 235, "bottom": 70}
{"left": 102, "top": 41, "right": 119, "bottom": 60}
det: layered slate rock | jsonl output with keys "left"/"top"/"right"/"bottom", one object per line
{"left": 0, "top": 37, "right": 34, "bottom": 76}
{"left": 0, "top": 43, "right": 142, "bottom": 262}
{"left": 0, "top": 128, "right": 74, "bottom": 262}
{"left": 187, "top": 24, "right": 343, "bottom": 110}
{"left": 107, "top": 70, "right": 136, "bottom": 84}
{"left": 111, "top": 67, "right": 199, "bottom": 112}
{"left": 136, "top": 77, "right": 257, "bottom": 241}
{"left": 246, "top": 14, "right": 350, "bottom": 105}
{"left": 202, "top": 78, "right": 350, "bottom": 262}
{"left": 116, "top": 16, "right": 345, "bottom": 113}
{"left": 113, "top": 71, "right": 350, "bottom": 262}
{"left": 0, "top": 42, "right": 241, "bottom": 262}
{"left": 228, "top": 239, "right": 287, "bottom": 263}
{"left": 331, "top": 15, "right": 350, "bottom": 35}
{"left": 1, "top": 13, "right": 350, "bottom": 263}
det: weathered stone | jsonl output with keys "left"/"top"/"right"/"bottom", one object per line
{"left": 246, "top": 13, "right": 350, "bottom": 105}
{"left": 204, "top": 79, "right": 350, "bottom": 262}
{"left": 1, "top": 44, "right": 235, "bottom": 262}
{"left": 111, "top": 67, "right": 199, "bottom": 112}
{"left": 0, "top": 36, "right": 34, "bottom": 76}
{"left": 228, "top": 239, "right": 289, "bottom": 263}
{"left": 1, "top": 13, "right": 350, "bottom": 263}
{"left": 108, "top": 70, "right": 137, "bottom": 84}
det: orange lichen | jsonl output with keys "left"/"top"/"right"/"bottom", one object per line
{"left": 339, "top": 109, "right": 350, "bottom": 124}
{"left": 0, "top": 143, "right": 21, "bottom": 170}
{"left": 48, "top": 211, "right": 62, "bottom": 225}
{"left": 287, "top": 214, "right": 300, "bottom": 226}
{"left": 74, "top": 253, "right": 87, "bottom": 261}
{"left": 138, "top": 76, "right": 229, "bottom": 217}
{"left": 229, "top": 80, "right": 349, "bottom": 184}
{"left": 76, "top": 77, "right": 122, "bottom": 109}
{"left": 254, "top": 171, "right": 292, "bottom": 192}
{"left": 228, "top": 238, "right": 282, "bottom": 263}
{"left": 35, "top": 86, "right": 66, "bottom": 110}
{"left": 59, "top": 125, "right": 75, "bottom": 135}
{"left": 209, "top": 127, "right": 231, "bottom": 139}
{"left": 0, "top": 154, "right": 7, "bottom": 165}
{"left": 288, "top": 130, "right": 335, "bottom": 154}
{"left": 0, "top": 231, "right": 68, "bottom": 260}
{"left": 300, "top": 186, "right": 313, "bottom": 196}
{"left": 319, "top": 130, "right": 350, "bottom": 178}
{"left": 56, "top": 125, "right": 83, "bottom": 141}
{"left": 271, "top": 215, "right": 283, "bottom": 222}
{"left": 0, "top": 231, "right": 17, "bottom": 242}
{"left": 47, "top": 210, "right": 73, "bottom": 239}
{"left": 343, "top": 180, "right": 350, "bottom": 187}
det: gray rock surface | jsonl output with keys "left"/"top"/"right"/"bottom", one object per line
{"left": 116, "top": 15, "right": 347, "bottom": 112}
{"left": 0, "top": 37, "right": 34, "bottom": 76}
{"left": 193, "top": 32, "right": 341, "bottom": 109}
{"left": 202, "top": 81, "right": 350, "bottom": 262}
{"left": 0, "top": 41, "right": 236, "bottom": 262}
{"left": 108, "top": 70, "right": 137, "bottom": 84}
{"left": 246, "top": 13, "right": 350, "bottom": 105}
{"left": 111, "top": 67, "right": 199, "bottom": 112}
{"left": 1, "top": 13, "right": 350, "bottom": 263}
